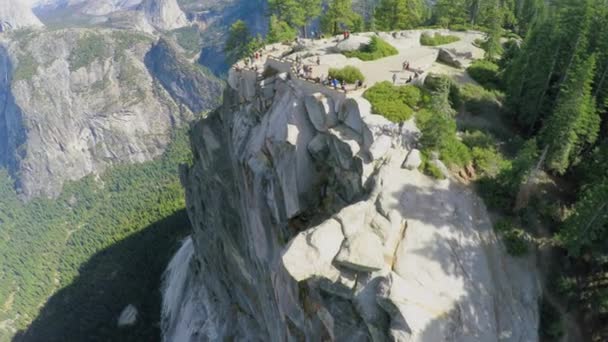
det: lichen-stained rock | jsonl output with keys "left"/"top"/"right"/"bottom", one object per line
{"left": 282, "top": 219, "right": 345, "bottom": 282}
{"left": 0, "top": 28, "right": 223, "bottom": 199}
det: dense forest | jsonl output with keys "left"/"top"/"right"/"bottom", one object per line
{"left": 0, "top": 129, "right": 193, "bottom": 341}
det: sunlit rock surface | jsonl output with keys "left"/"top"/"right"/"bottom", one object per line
{"left": 162, "top": 30, "right": 540, "bottom": 341}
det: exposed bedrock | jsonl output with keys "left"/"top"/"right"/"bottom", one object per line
{"left": 163, "top": 43, "right": 540, "bottom": 341}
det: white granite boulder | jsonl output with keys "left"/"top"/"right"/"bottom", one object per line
{"left": 282, "top": 219, "right": 345, "bottom": 282}
{"left": 335, "top": 231, "right": 386, "bottom": 272}
{"left": 402, "top": 149, "right": 422, "bottom": 170}
{"left": 335, "top": 36, "right": 372, "bottom": 52}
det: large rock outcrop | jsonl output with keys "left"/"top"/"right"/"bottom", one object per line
{"left": 0, "top": 28, "right": 222, "bottom": 199}
{"left": 138, "top": 0, "right": 188, "bottom": 31}
{"left": 162, "top": 44, "right": 540, "bottom": 341}
{"left": 0, "top": 0, "right": 44, "bottom": 32}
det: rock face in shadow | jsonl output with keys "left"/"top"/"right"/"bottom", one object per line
{"left": 0, "top": 28, "right": 222, "bottom": 199}
{"left": 163, "top": 41, "right": 540, "bottom": 341}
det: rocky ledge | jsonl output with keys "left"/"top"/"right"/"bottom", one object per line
{"left": 162, "top": 31, "right": 540, "bottom": 341}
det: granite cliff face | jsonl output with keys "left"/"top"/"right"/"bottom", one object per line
{"left": 0, "top": 29, "right": 222, "bottom": 199}
{"left": 0, "top": 0, "right": 44, "bottom": 32}
{"left": 162, "top": 37, "right": 540, "bottom": 341}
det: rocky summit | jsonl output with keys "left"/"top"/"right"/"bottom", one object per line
{"left": 161, "top": 30, "right": 540, "bottom": 341}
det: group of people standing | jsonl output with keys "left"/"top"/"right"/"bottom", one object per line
{"left": 392, "top": 59, "right": 421, "bottom": 85}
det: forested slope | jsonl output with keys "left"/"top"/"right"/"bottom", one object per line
{"left": 0, "top": 129, "right": 192, "bottom": 341}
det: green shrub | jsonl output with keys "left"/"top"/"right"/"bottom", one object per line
{"left": 424, "top": 74, "right": 462, "bottom": 108}
{"left": 461, "top": 130, "right": 509, "bottom": 177}
{"left": 69, "top": 34, "right": 110, "bottom": 71}
{"left": 460, "top": 83, "right": 503, "bottom": 116}
{"left": 418, "top": 108, "right": 472, "bottom": 169}
{"left": 467, "top": 60, "right": 501, "bottom": 89}
{"left": 420, "top": 33, "right": 460, "bottom": 46}
{"left": 440, "top": 139, "right": 472, "bottom": 169}
{"left": 13, "top": 53, "right": 38, "bottom": 81}
{"left": 344, "top": 36, "right": 398, "bottom": 61}
{"left": 329, "top": 65, "right": 365, "bottom": 84}
{"left": 419, "top": 153, "right": 446, "bottom": 180}
{"left": 363, "top": 81, "right": 424, "bottom": 122}
{"left": 494, "top": 218, "right": 529, "bottom": 256}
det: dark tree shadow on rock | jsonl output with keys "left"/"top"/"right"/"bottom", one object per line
{"left": 13, "top": 210, "right": 191, "bottom": 342}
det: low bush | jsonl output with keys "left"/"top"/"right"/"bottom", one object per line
{"left": 419, "top": 153, "right": 446, "bottom": 180}
{"left": 363, "top": 81, "right": 424, "bottom": 122}
{"left": 417, "top": 109, "right": 472, "bottom": 169}
{"left": 420, "top": 33, "right": 460, "bottom": 46}
{"left": 494, "top": 218, "right": 529, "bottom": 256}
{"left": 329, "top": 65, "right": 365, "bottom": 84}
{"left": 344, "top": 36, "right": 398, "bottom": 61}
{"left": 460, "top": 83, "right": 503, "bottom": 116}
{"left": 424, "top": 74, "right": 462, "bottom": 108}
{"left": 13, "top": 54, "right": 38, "bottom": 81}
{"left": 462, "top": 130, "right": 509, "bottom": 177}
{"left": 467, "top": 60, "right": 501, "bottom": 89}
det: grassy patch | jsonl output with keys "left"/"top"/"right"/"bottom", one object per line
{"left": 467, "top": 60, "right": 501, "bottom": 89}
{"left": 343, "top": 36, "right": 398, "bottom": 61}
{"left": 420, "top": 33, "right": 460, "bottom": 46}
{"left": 13, "top": 54, "right": 38, "bottom": 81}
{"left": 69, "top": 34, "right": 110, "bottom": 71}
{"left": 329, "top": 65, "right": 365, "bottom": 84}
{"left": 363, "top": 81, "right": 425, "bottom": 122}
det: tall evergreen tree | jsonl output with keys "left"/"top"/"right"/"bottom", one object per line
{"left": 543, "top": 54, "right": 599, "bottom": 174}
{"left": 321, "top": 0, "right": 360, "bottom": 35}
{"left": 483, "top": 4, "right": 504, "bottom": 61}
{"left": 267, "top": 15, "right": 297, "bottom": 43}
{"left": 374, "top": 0, "right": 427, "bottom": 31}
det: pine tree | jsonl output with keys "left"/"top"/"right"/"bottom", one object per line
{"left": 560, "top": 177, "right": 608, "bottom": 256}
{"left": 321, "top": 0, "right": 360, "bottom": 35}
{"left": 267, "top": 15, "right": 297, "bottom": 43}
{"left": 483, "top": 4, "right": 503, "bottom": 61}
{"left": 224, "top": 20, "right": 254, "bottom": 63}
{"left": 543, "top": 54, "right": 599, "bottom": 174}
{"left": 375, "top": 0, "right": 426, "bottom": 31}
{"left": 433, "top": 0, "right": 468, "bottom": 27}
